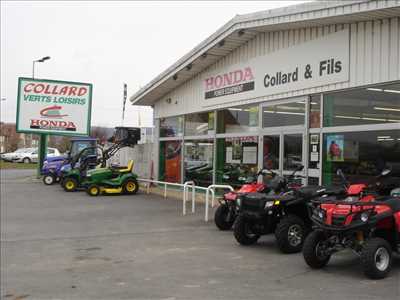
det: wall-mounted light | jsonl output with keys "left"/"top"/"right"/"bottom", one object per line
{"left": 165, "top": 98, "right": 172, "bottom": 104}
{"left": 186, "top": 64, "right": 192, "bottom": 71}
{"left": 173, "top": 74, "right": 178, "bottom": 80}
{"left": 218, "top": 40, "right": 225, "bottom": 47}
{"left": 238, "top": 30, "right": 245, "bottom": 37}
{"left": 201, "top": 53, "right": 207, "bottom": 59}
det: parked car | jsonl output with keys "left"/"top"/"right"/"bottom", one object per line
{"left": 13, "top": 147, "right": 60, "bottom": 163}
{"left": 1, "top": 148, "right": 33, "bottom": 162}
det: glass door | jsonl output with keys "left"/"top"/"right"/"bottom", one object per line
{"left": 282, "top": 133, "right": 305, "bottom": 184}
{"left": 263, "top": 135, "right": 280, "bottom": 173}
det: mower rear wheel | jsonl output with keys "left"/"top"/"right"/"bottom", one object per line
{"left": 87, "top": 184, "right": 101, "bottom": 197}
{"left": 62, "top": 177, "right": 78, "bottom": 192}
{"left": 233, "top": 216, "right": 260, "bottom": 245}
{"left": 303, "top": 230, "right": 331, "bottom": 269}
{"left": 214, "top": 204, "right": 235, "bottom": 230}
{"left": 123, "top": 178, "right": 139, "bottom": 195}
{"left": 361, "top": 237, "right": 392, "bottom": 279}
{"left": 43, "top": 174, "right": 56, "bottom": 185}
{"left": 275, "top": 214, "right": 308, "bottom": 253}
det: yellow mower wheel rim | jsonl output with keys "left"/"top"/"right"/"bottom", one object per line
{"left": 90, "top": 187, "right": 99, "bottom": 195}
{"left": 126, "top": 182, "right": 136, "bottom": 192}
{"left": 65, "top": 181, "right": 75, "bottom": 190}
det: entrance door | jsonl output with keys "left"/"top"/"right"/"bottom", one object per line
{"left": 262, "top": 132, "right": 305, "bottom": 183}
{"left": 282, "top": 133, "right": 304, "bottom": 182}
{"left": 263, "top": 135, "right": 280, "bottom": 173}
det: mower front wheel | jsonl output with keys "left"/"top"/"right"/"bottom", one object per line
{"left": 62, "top": 177, "right": 78, "bottom": 192}
{"left": 233, "top": 216, "right": 260, "bottom": 245}
{"left": 303, "top": 230, "right": 331, "bottom": 269}
{"left": 43, "top": 174, "right": 56, "bottom": 185}
{"left": 361, "top": 237, "right": 392, "bottom": 279}
{"left": 123, "top": 178, "right": 139, "bottom": 195}
{"left": 87, "top": 184, "right": 101, "bottom": 197}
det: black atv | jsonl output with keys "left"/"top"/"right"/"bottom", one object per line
{"left": 233, "top": 168, "right": 346, "bottom": 253}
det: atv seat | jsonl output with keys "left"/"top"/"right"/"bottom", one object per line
{"left": 298, "top": 185, "right": 345, "bottom": 199}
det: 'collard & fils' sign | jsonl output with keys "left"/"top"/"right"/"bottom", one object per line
{"left": 203, "top": 29, "right": 349, "bottom": 103}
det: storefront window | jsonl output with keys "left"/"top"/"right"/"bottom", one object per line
{"left": 323, "top": 83, "right": 400, "bottom": 127}
{"left": 184, "top": 140, "right": 213, "bottom": 187}
{"left": 309, "top": 95, "right": 321, "bottom": 128}
{"left": 263, "top": 101, "right": 305, "bottom": 128}
{"left": 217, "top": 105, "right": 258, "bottom": 134}
{"left": 159, "top": 141, "right": 181, "bottom": 183}
{"left": 160, "top": 116, "right": 183, "bottom": 137}
{"left": 322, "top": 130, "right": 400, "bottom": 190}
{"left": 216, "top": 136, "right": 258, "bottom": 187}
{"left": 185, "top": 112, "right": 214, "bottom": 136}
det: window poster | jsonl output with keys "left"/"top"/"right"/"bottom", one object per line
{"left": 327, "top": 134, "right": 344, "bottom": 162}
{"left": 243, "top": 146, "right": 257, "bottom": 164}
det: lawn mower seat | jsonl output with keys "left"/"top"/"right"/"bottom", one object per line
{"left": 116, "top": 160, "right": 134, "bottom": 174}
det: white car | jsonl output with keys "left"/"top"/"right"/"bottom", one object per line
{"left": 13, "top": 147, "right": 61, "bottom": 163}
{"left": 1, "top": 148, "right": 33, "bottom": 162}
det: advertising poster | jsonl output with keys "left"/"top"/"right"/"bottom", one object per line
{"left": 164, "top": 141, "right": 181, "bottom": 183}
{"left": 327, "top": 135, "right": 344, "bottom": 162}
{"left": 16, "top": 78, "right": 92, "bottom": 136}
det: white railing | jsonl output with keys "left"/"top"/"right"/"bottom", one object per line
{"left": 138, "top": 179, "right": 234, "bottom": 222}
{"left": 183, "top": 181, "right": 195, "bottom": 215}
{"left": 204, "top": 184, "right": 234, "bottom": 222}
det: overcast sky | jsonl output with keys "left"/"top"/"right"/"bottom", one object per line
{"left": 1, "top": 1, "right": 308, "bottom": 128}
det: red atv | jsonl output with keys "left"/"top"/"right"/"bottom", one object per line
{"left": 214, "top": 167, "right": 303, "bottom": 230}
{"left": 303, "top": 169, "right": 400, "bottom": 279}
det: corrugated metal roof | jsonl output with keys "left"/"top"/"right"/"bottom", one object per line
{"left": 130, "top": 0, "right": 400, "bottom": 106}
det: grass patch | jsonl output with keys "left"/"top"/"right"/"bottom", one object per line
{"left": 0, "top": 161, "right": 37, "bottom": 169}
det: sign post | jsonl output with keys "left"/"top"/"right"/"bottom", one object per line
{"left": 16, "top": 78, "right": 92, "bottom": 178}
{"left": 37, "top": 134, "right": 48, "bottom": 177}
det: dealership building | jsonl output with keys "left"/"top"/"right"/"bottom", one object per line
{"left": 131, "top": 1, "right": 400, "bottom": 188}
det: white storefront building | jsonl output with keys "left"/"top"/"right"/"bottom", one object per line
{"left": 131, "top": 1, "right": 400, "bottom": 187}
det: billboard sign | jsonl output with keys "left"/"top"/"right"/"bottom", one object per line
{"left": 16, "top": 78, "right": 92, "bottom": 136}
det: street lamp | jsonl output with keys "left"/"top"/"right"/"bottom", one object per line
{"left": 32, "top": 56, "right": 50, "bottom": 79}
{"left": 31, "top": 56, "right": 50, "bottom": 178}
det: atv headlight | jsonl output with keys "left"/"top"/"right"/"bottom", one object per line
{"left": 264, "top": 201, "right": 274, "bottom": 209}
{"left": 360, "top": 212, "right": 369, "bottom": 222}
{"left": 236, "top": 198, "right": 241, "bottom": 207}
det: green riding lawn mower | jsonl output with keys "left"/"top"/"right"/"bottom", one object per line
{"left": 60, "top": 127, "right": 141, "bottom": 196}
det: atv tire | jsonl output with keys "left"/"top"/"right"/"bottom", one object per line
{"left": 233, "top": 216, "right": 260, "bottom": 245}
{"left": 62, "top": 177, "right": 78, "bottom": 192}
{"left": 87, "top": 184, "right": 101, "bottom": 196}
{"left": 43, "top": 174, "right": 56, "bottom": 185}
{"left": 275, "top": 214, "right": 308, "bottom": 253}
{"left": 361, "top": 237, "right": 392, "bottom": 279}
{"left": 303, "top": 230, "right": 331, "bottom": 269}
{"left": 214, "top": 204, "right": 235, "bottom": 231}
{"left": 122, "top": 178, "right": 139, "bottom": 195}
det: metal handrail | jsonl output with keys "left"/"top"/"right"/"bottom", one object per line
{"left": 183, "top": 181, "right": 195, "bottom": 215}
{"left": 205, "top": 184, "right": 234, "bottom": 222}
{"left": 138, "top": 179, "right": 233, "bottom": 222}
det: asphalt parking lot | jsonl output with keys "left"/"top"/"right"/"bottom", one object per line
{"left": 1, "top": 169, "right": 399, "bottom": 300}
